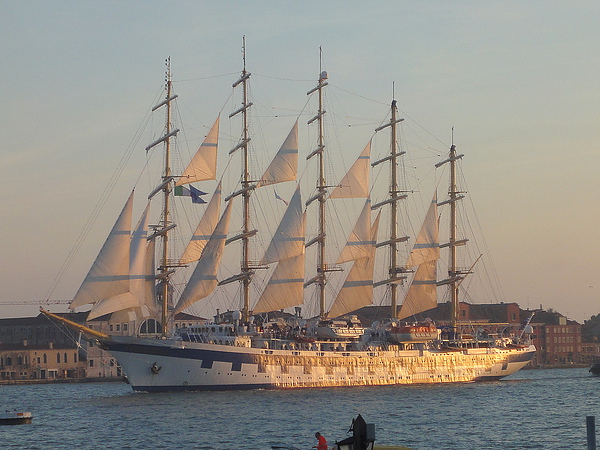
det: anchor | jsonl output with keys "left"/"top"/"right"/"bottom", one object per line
{"left": 150, "top": 362, "right": 162, "bottom": 375}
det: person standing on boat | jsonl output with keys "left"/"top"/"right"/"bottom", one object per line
{"left": 313, "top": 432, "right": 328, "bottom": 450}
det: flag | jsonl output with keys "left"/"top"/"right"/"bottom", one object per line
{"left": 274, "top": 190, "right": 289, "bottom": 206}
{"left": 189, "top": 185, "right": 207, "bottom": 204}
{"left": 174, "top": 185, "right": 207, "bottom": 204}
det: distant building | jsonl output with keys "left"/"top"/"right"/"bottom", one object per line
{"left": 529, "top": 310, "right": 583, "bottom": 365}
{"left": 0, "top": 313, "right": 87, "bottom": 381}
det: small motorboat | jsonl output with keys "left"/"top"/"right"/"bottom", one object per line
{"left": 589, "top": 363, "right": 600, "bottom": 376}
{"left": 0, "top": 411, "right": 33, "bottom": 425}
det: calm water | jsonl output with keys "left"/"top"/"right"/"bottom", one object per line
{"left": 0, "top": 367, "right": 598, "bottom": 449}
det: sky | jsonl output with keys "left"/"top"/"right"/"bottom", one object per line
{"left": 1, "top": 1, "right": 599, "bottom": 323}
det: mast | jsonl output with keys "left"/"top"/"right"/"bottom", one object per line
{"left": 435, "top": 130, "right": 467, "bottom": 331}
{"left": 372, "top": 91, "right": 408, "bottom": 318}
{"left": 305, "top": 49, "right": 330, "bottom": 318}
{"left": 220, "top": 37, "right": 257, "bottom": 322}
{"left": 449, "top": 141, "right": 459, "bottom": 327}
{"left": 145, "top": 57, "right": 180, "bottom": 336}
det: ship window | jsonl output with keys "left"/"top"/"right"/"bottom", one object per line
{"left": 140, "top": 319, "right": 162, "bottom": 335}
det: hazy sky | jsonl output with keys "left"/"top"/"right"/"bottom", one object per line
{"left": 1, "top": 1, "right": 599, "bottom": 323}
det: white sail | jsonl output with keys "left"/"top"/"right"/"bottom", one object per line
{"left": 261, "top": 186, "right": 304, "bottom": 265}
{"left": 327, "top": 211, "right": 380, "bottom": 318}
{"left": 102, "top": 204, "right": 157, "bottom": 323}
{"left": 173, "top": 200, "right": 233, "bottom": 315}
{"left": 87, "top": 202, "right": 153, "bottom": 320}
{"left": 329, "top": 141, "right": 371, "bottom": 199}
{"left": 254, "top": 189, "right": 305, "bottom": 313}
{"left": 175, "top": 116, "right": 219, "bottom": 186}
{"left": 406, "top": 193, "right": 439, "bottom": 267}
{"left": 397, "top": 259, "right": 437, "bottom": 320}
{"left": 336, "top": 199, "right": 372, "bottom": 264}
{"left": 180, "top": 182, "right": 222, "bottom": 264}
{"left": 256, "top": 120, "right": 298, "bottom": 188}
{"left": 71, "top": 191, "right": 134, "bottom": 310}
{"left": 253, "top": 253, "right": 305, "bottom": 314}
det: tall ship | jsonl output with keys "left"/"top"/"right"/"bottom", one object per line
{"left": 43, "top": 47, "right": 535, "bottom": 391}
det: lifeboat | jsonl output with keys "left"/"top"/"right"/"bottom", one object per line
{"left": 388, "top": 323, "right": 439, "bottom": 343}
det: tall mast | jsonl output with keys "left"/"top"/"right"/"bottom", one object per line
{"left": 305, "top": 48, "right": 330, "bottom": 318}
{"left": 372, "top": 89, "right": 408, "bottom": 318}
{"left": 146, "top": 57, "right": 180, "bottom": 336}
{"left": 221, "top": 37, "right": 256, "bottom": 322}
{"left": 436, "top": 130, "right": 466, "bottom": 331}
{"left": 448, "top": 137, "right": 461, "bottom": 328}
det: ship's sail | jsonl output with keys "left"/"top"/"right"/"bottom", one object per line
{"left": 261, "top": 186, "right": 304, "bottom": 265}
{"left": 253, "top": 253, "right": 305, "bottom": 314}
{"left": 398, "top": 193, "right": 440, "bottom": 320}
{"left": 256, "top": 121, "right": 298, "bottom": 188}
{"left": 329, "top": 141, "right": 371, "bottom": 199}
{"left": 336, "top": 199, "right": 373, "bottom": 264}
{"left": 254, "top": 188, "right": 305, "bottom": 314}
{"left": 87, "top": 202, "right": 156, "bottom": 321}
{"left": 179, "top": 182, "right": 222, "bottom": 264}
{"left": 175, "top": 116, "right": 219, "bottom": 186}
{"left": 327, "top": 211, "right": 380, "bottom": 318}
{"left": 71, "top": 192, "right": 135, "bottom": 311}
{"left": 173, "top": 200, "right": 233, "bottom": 315}
{"left": 406, "top": 194, "right": 439, "bottom": 267}
{"left": 397, "top": 260, "right": 437, "bottom": 320}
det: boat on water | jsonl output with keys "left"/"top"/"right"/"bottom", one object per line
{"left": 42, "top": 45, "right": 535, "bottom": 391}
{"left": 0, "top": 411, "right": 32, "bottom": 425}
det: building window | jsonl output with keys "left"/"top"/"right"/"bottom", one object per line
{"left": 123, "top": 324, "right": 128, "bottom": 332}
{"left": 116, "top": 324, "right": 120, "bottom": 332}
{"left": 57, "top": 353, "right": 61, "bottom": 363}
{"left": 109, "top": 324, "right": 114, "bottom": 332}
{"left": 43, "top": 354, "right": 47, "bottom": 364}
{"left": 64, "top": 353, "right": 68, "bottom": 363}
{"left": 89, "top": 360, "right": 94, "bottom": 367}
{"left": 74, "top": 353, "right": 78, "bottom": 363}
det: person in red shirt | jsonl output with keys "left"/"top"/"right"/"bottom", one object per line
{"left": 313, "top": 432, "right": 327, "bottom": 450}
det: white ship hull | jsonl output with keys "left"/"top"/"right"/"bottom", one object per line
{"left": 103, "top": 336, "right": 535, "bottom": 392}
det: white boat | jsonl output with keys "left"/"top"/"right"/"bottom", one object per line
{"left": 0, "top": 411, "right": 32, "bottom": 425}
{"left": 42, "top": 45, "right": 535, "bottom": 391}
